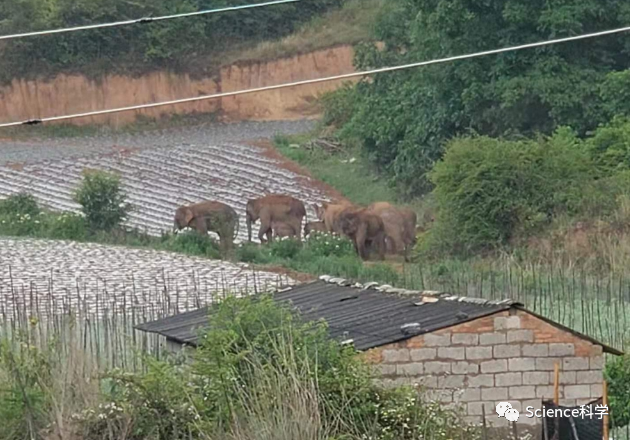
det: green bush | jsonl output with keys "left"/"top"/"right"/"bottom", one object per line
{"left": 268, "top": 236, "right": 302, "bottom": 259}
{"left": 605, "top": 355, "right": 630, "bottom": 428}
{"left": 325, "top": 0, "right": 630, "bottom": 195}
{"left": 0, "top": 338, "right": 53, "bottom": 440}
{"left": 159, "top": 231, "right": 221, "bottom": 259}
{"left": 320, "top": 82, "right": 358, "bottom": 129}
{"left": 235, "top": 242, "right": 273, "bottom": 264}
{"left": 428, "top": 130, "right": 595, "bottom": 254}
{"left": 587, "top": 117, "right": 630, "bottom": 172}
{"left": 0, "top": 193, "right": 41, "bottom": 217}
{"left": 303, "top": 231, "right": 355, "bottom": 257}
{"left": 0, "top": 0, "right": 341, "bottom": 84}
{"left": 45, "top": 212, "right": 88, "bottom": 240}
{"left": 73, "top": 170, "right": 132, "bottom": 232}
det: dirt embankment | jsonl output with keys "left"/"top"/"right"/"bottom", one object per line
{"left": 0, "top": 45, "right": 357, "bottom": 127}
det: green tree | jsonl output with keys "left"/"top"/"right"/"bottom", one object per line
{"left": 0, "top": 0, "right": 342, "bottom": 83}
{"left": 427, "top": 129, "right": 595, "bottom": 254}
{"left": 336, "top": 0, "right": 630, "bottom": 195}
{"left": 605, "top": 355, "right": 630, "bottom": 428}
{"left": 73, "top": 170, "right": 131, "bottom": 232}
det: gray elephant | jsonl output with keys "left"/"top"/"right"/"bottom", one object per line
{"left": 245, "top": 194, "right": 306, "bottom": 243}
{"left": 174, "top": 200, "right": 239, "bottom": 254}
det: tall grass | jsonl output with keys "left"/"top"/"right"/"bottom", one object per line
{"left": 398, "top": 257, "right": 630, "bottom": 351}
{"left": 0, "top": 268, "right": 289, "bottom": 373}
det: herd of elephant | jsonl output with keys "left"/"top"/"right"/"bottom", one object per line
{"left": 173, "top": 194, "right": 417, "bottom": 261}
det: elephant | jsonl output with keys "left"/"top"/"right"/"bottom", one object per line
{"left": 334, "top": 208, "right": 386, "bottom": 261}
{"left": 272, "top": 221, "right": 298, "bottom": 239}
{"left": 367, "top": 202, "right": 417, "bottom": 262}
{"left": 304, "top": 221, "right": 327, "bottom": 238}
{"left": 173, "top": 201, "right": 239, "bottom": 254}
{"left": 246, "top": 194, "right": 306, "bottom": 243}
{"left": 313, "top": 201, "right": 354, "bottom": 234}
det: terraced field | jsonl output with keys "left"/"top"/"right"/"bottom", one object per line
{"left": 0, "top": 237, "right": 294, "bottom": 320}
{"left": 0, "top": 121, "right": 334, "bottom": 242}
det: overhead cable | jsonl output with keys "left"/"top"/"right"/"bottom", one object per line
{"left": 3, "top": 24, "right": 630, "bottom": 128}
{"left": 0, "top": 0, "right": 300, "bottom": 41}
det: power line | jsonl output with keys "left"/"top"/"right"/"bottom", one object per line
{"left": 3, "top": 24, "right": 630, "bottom": 128}
{"left": 0, "top": 0, "right": 300, "bottom": 41}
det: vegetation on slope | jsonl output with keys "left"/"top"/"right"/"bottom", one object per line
{"left": 0, "top": 0, "right": 384, "bottom": 84}
{"left": 315, "top": 0, "right": 630, "bottom": 261}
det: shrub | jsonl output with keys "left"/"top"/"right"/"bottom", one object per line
{"left": 45, "top": 212, "right": 87, "bottom": 240}
{"left": 0, "top": 193, "right": 40, "bottom": 217}
{"left": 587, "top": 117, "right": 630, "bottom": 172}
{"left": 160, "top": 231, "right": 221, "bottom": 259}
{"left": 605, "top": 355, "right": 630, "bottom": 428}
{"left": 320, "top": 82, "right": 358, "bottom": 130}
{"left": 428, "top": 130, "right": 595, "bottom": 255}
{"left": 303, "top": 231, "right": 355, "bottom": 257}
{"left": 268, "top": 236, "right": 302, "bottom": 259}
{"left": 73, "top": 170, "right": 132, "bottom": 232}
{"left": 235, "top": 242, "right": 273, "bottom": 264}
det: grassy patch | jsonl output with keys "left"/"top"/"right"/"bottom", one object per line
{"left": 220, "top": 0, "right": 384, "bottom": 66}
{"left": 274, "top": 133, "right": 404, "bottom": 206}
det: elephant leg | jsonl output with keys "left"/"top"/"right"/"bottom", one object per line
{"left": 377, "top": 232, "right": 386, "bottom": 260}
{"left": 355, "top": 224, "right": 368, "bottom": 260}
{"left": 258, "top": 211, "right": 272, "bottom": 243}
{"left": 290, "top": 219, "right": 301, "bottom": 239}
{"left": 194, "top": 216, "right": 208, "bottom": 236}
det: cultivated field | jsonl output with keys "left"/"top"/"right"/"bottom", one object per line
{"left": 0, "top": 237, "right": 294, "bottom": 320}
{"left": 0, "top": 121, "right": 333, "bottom": 242}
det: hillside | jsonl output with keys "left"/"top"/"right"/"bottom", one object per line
{"left": 0, "top": 0, "right": 384, "bottom": 85}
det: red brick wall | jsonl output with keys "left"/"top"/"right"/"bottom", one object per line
{"left": 360, "top": 309, "right": 604, "bottom": 428}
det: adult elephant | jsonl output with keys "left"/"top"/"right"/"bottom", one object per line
{"left": 367, "top": 202, "right": 417, "bottom": 262}
{"left": 173, "top": 201, "right": 239, "bottom": 254}
{"left": 313, "top": 201, "right": 354, "bottom": 234}
{"left": 246, "top": 194, "right": 306, "bottom": 243}
{"left": 335, "top": 208, "right": 386, "bottom": 261}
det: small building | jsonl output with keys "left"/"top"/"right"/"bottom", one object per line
{"left": 136, "top": 275, "right": 622, "bottom": 431}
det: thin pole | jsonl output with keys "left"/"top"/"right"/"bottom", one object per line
{"left": 604, "top": 380, "right": 609, "bottom": 440}
{"left": 554, "top": 363, "right": 560, "bottom": 405}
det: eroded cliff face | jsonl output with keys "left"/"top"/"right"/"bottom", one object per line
{"left": 0, "top": 45, "right": 356, "bottom": 126}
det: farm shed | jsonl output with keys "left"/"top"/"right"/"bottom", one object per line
{"left": 135, "top": 275, "right": 622, "bottom": 429}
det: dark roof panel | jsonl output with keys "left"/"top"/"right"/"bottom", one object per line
{"left": 135, "top": 278, "right": 513, "bottom": 350}
{"left": 135, "top": 277, "right": 622, "bottom": 355}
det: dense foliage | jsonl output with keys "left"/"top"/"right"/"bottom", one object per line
{"left": 605, "top": 355, "right": 630, "bottom": 428}
{"left": 74, "top": 170, "right": 132, "bottom": 232}
{"left": 0, "top": 0, "right": 340, "bottom": 83}
{"left": 0, "top": 296, "right": 479, "bottom": 440}
{"left": 423, "top": 121, "right": 630, "bottom": 255}
{"left": 328, "top": 0, "right": 630, "bottom": 195}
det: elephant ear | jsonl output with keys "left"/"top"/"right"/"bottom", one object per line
{"left": 184, "top": 208, "right": 194, "bottom": 225}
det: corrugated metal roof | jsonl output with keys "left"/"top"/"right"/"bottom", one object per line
{"left": 135, "top": 277, "right": 517, "bottom": 351}
{"left": 135, "top": 275, "right": 623, "bottom": 355}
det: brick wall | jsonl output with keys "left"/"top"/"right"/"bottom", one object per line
{"left": 362, "top": 309, "right": 604, "bottom": 427}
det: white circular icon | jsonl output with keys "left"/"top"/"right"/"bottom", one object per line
{"left": 496, "top": 402, "right": 512, "bottom": 417}
{"left": 505, "top": 408, "right": 520, "bottom": 422}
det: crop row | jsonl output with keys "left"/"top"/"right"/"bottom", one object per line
{"left": 0, "top": 142, "right": 331, "bottom": 241}
{"left": 0, "top": 238, "right": 294, "bottom": 319}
